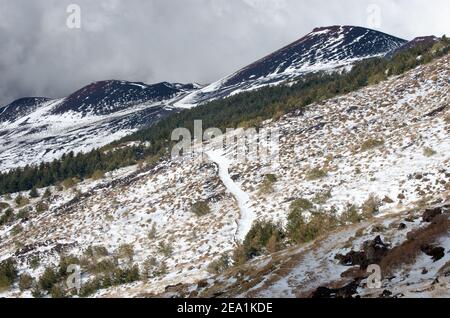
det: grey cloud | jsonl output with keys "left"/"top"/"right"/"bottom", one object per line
{"left": 0, "top": 0, "right": 448, "bottom": 105}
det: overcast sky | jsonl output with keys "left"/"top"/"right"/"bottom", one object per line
{"left": 0, "top": 0, "right": 448, "bottom": 105}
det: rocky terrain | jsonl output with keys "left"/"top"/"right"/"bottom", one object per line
{"left": 0, "top": 53, "right": 448, "bottom": 298}
{"left": 0, "top": 26, "right": 409, "bottom": 172}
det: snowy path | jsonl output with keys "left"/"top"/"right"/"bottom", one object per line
{"left": 206, "top": 150, "right": 255, "bottom": 242}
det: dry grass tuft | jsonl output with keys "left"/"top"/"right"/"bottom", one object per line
{"left": 379, "top": 213, "right": 450, "bottom": 275}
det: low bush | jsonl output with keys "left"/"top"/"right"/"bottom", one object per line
{"left": 313, "top": 190, "right": 332, "bottom": 205}
{"left": 15, "top": 195, "right": 30, "bottom": 207}
{"left": 305, "top": 167, "right": 328, "bottom": 181}
{"left": 87, "top": 258, "right": 117, "bottom": 275}
{"left": 11, "top": 224, "right": 23, "bottom": 236}
{"left": 232, "top": 244, "right": 247, "bottom": 267}
{"left": 29, "top": 255, "right": 40, "bottom": 269}
{"left": 91, "top": 170, "right": 105, "bottom": 180}
{"left": 0, "top": 208, "right": 14, "bottom": 226}
{"left": 340, "top": 203, "right": 363, "bottom": 224}
{"left": 29, "top": 187, "right": 39, "bottom": 198}
{"left": 142, "top": 257, "right": 158, "bottom": 279}
{"left": 287, "top": 209, "right": 339, "bottom": 244}
{"left": 153, "top": 261, "right": 168, "bottom": 277}
{"left": 79, "top": 265, "right": 141, "bottom": 297}
{"left": 0, "top": 259, "right": 18, "bottom": 290}
{"left": 84, "top": 245, "right": 109, "bottom": 260}
{"left": 17, "top": 208, "right": 30, "bottom": 219}
{"left": 207, "top": 254, "right": 231, "bottom": 275}
{"left": 0, "top": 202, "right": 10, "bottom": 211}
{"left": 19, "top": 273, "right": 34, "bottom": 291}
{"left": 36, "top": 201, "right": 49, "bottom": 213}
{"left": 423, "top": 147, "right": 437, "bottom": 157}
{"left": 361, "top": 194, "right": 382, "bottom": 219}
{"left": 259, "top": 174, "right": 277, "bottom": 195}
{"left": 112, "top": 265, "right": 140, "bottom": 285}
{"left": 290, "top": 198, "right": 314, "bottom": 212}
{"left": 360, "top": 138, "right": 385, "bottom": 152}
{"left": 62, "top": 178, "right": 79, "bottom": 189}
{"left": 157, "top": 241, "right": 173, "bottom": 258}
{"left": 444, "top": 114, "right": 450, "bottom": 124}
{"left": 237, "top": 221, "right": 285, "bottom": 262}
{"left": 38, "top": 267, "right": 60, "bottom": 293}
{"left": 50, "top": 284, "right": 67, "bottom": 298}
{"left": 58, "top": 255, "right": 81, "bottom": 278}
{"left": 117, "top": 244, "right": 134, "bottom": 263}
{"left": 191, "top": 201, "right": 211, "bottom": 217}
{"left": 148, "top": 223, "right": 157, "bottom": 240}
{"left": 42, "top": 188, "right": 52, "bottom": 199}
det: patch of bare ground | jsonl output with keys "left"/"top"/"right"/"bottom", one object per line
{"left": 379, "top": 210, "right": 450, "bottom": 276}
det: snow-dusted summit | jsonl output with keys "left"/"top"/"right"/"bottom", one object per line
{"left": 175, "top": 26, "right": 407, "bottom": 107}
{"left": 0, "top": 81, "right": 198, "bottom": 171}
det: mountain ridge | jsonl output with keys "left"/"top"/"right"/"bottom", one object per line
{"left": 0, "top": 26, "right": 440, "bottom": 172}
{"left": 174, "top": 25, "right": 408, "bottom": 107}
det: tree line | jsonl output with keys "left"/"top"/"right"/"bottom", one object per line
{"left": 0, "top": 36, "right": 448, "bottom": 195}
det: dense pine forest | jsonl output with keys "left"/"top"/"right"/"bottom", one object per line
{"left": 0, "top": 36, "right": 448, "bottom": 195}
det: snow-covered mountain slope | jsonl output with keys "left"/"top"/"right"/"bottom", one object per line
{"left": 175, "top": 26, "right": 407, "bottom": 107}
{"left": 0, "top": 54, "right": 448, "bottom": 298}
{"left": 388, "top": 36, "right": 440, "bottom": 57}
{"left": 0, "top": 81, "right": 198, "bottom": 171}
{"left": 0, "top": 26, "right": 409, "bottom": 171}
{"left": 162, "top": 203, "right": 450, "bottom": 298}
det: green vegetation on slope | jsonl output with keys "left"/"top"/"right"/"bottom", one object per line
{"left": 0, "top": 37, "right": 448, "bottom": 195}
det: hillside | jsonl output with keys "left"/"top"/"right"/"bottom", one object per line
{"left": 0, "top": 81, "right": 198, "bottom": 171}
{"left": 0, "top": 26, "right": 407, "bottom": 172}
{"left": 0, "top": 53, "right": 448, "bottom": 298}
{"left": 175, "top": 26, "right": 407, "bottom": 107}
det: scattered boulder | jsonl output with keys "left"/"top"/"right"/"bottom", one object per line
{"left": 382, "top": 196, "right": 394, "bottom": 204}
{"left": 363, "top": 236, "right": 390, "bottom": 266}
{"left": 398, "top": 223, "right": 407, "bottom": 230}
{"left": 197, "top": 279, "right": 208, "bottom": 288}
{"left": 310, "top": 280, "right": 360, "bottom": 298}
{"left": 335, "top": 251, "right": 366, "bottom": 267}
{"left": 164, "top": 283, "right": 186, "bottom": 295}
{"left": 422, "top": 207, "right": 442, "bottom": 222}
{"left": 421, "top": 245, "right": 445, "bottom": 262}
{"left": 335, "top": 236, "right": 390, "bottom": 269}
{"left": 379, "top": 290, "right": 393, "bottom": 298}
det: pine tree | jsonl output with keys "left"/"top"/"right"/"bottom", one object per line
{"left": 29, "top": 187, "right": 39, "bottom": 198}
{"left": 43, "top": 188, "right": 52, "bottom": 199}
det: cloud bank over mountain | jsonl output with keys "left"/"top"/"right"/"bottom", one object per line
{"left": 0, "top": 0, "right": 448, "bottom": 105}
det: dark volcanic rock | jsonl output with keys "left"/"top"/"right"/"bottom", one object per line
{"left": 51, "top": 80, "right": 194, "bottom": 116}
{"left": 311, "top": 280, "right": 360, "bottom": 298}
{"left": 0, "top": 97, "right": 51, "bottom": 123}
{"left": 422, "top": 207, "right": 443, "bottom": 222}
{"left": 421, "top": 245, "right": 445, "bottom": 262}
{"left": 379, "top": 289, "right": 393, "bottom": 298}
{"left": 398, "top": 223, "right": 407, "bottom": 230}
{"left": 335, "top": 236, "right": 390, "bottom": 269}
{"left": 181, "top": 25, "right": 407, "bottom": 106}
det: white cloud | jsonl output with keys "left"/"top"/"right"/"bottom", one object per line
{"left": 0, "top": 0, "right": 448, "bottom": 105}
